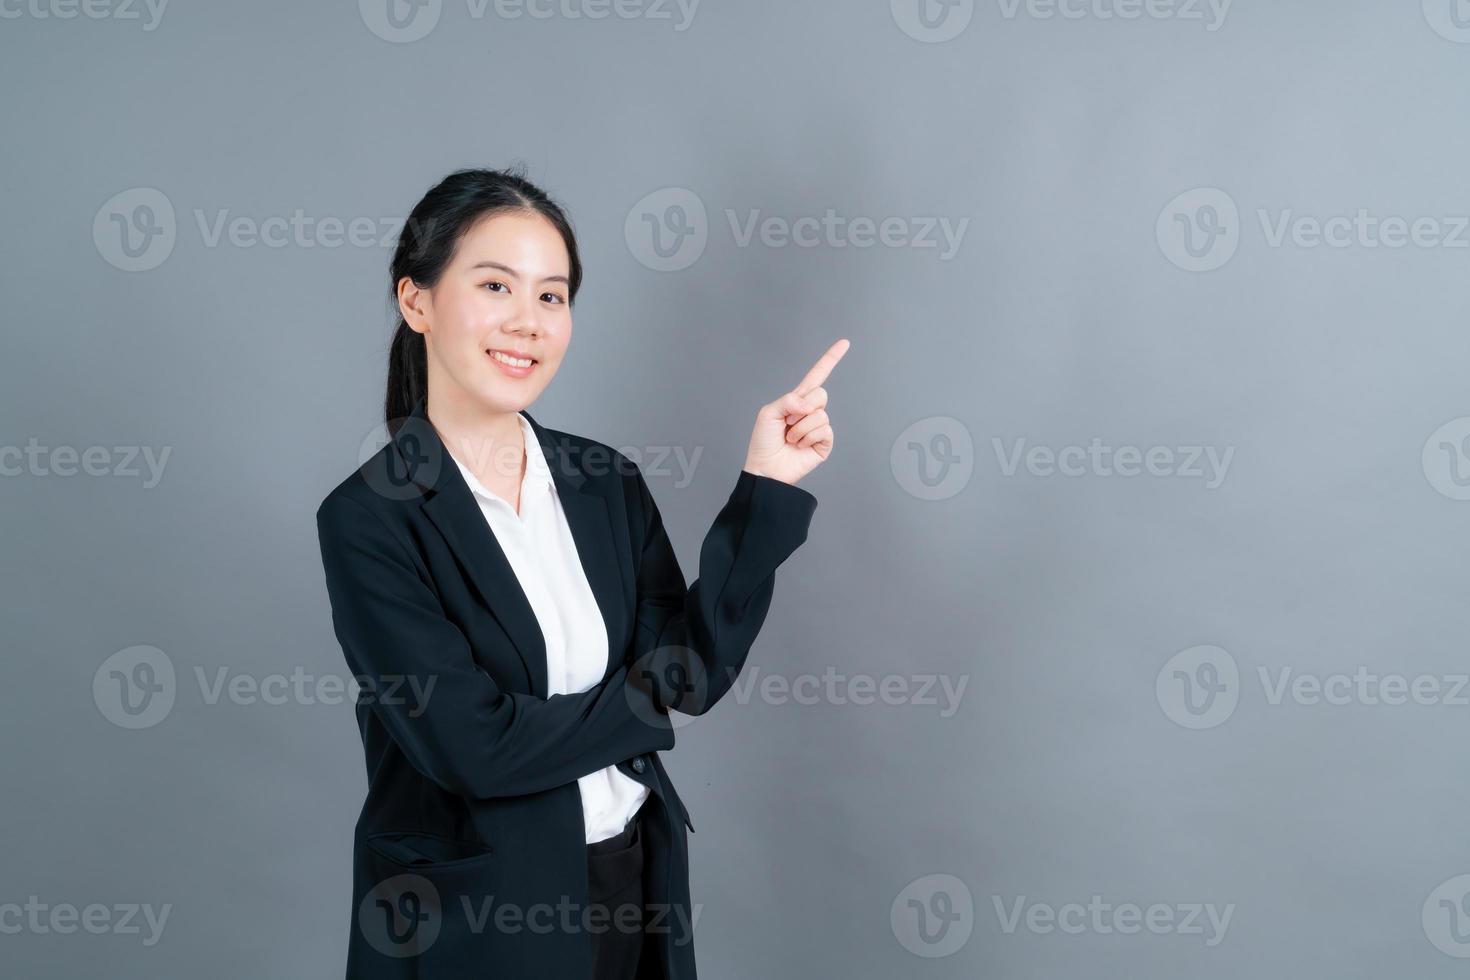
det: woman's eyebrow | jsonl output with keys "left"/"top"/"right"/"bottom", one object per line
{"left": 469, "top": 260, "right": 569, "bottom": 285}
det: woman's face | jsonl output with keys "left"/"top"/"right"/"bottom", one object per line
{"left": 400, "top": 209, "right": 572, "bottom": 417}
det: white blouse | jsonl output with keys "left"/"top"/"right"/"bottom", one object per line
{"left": 445, "top": 411, "right": 650, "bottom": 844}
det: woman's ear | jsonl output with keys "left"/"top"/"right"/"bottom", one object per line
{"left": 397, "top": 276, "right": 431, "bottom": 335}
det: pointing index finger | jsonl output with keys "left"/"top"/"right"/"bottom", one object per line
{"left": 794, "top": 338, "right": 851, "bottom": 396}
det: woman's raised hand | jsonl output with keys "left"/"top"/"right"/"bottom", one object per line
{"left": 742, "top": 338, "right": 850, "bottom": 486}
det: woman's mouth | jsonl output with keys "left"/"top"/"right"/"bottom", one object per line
{"left": 487, "top": 348, "right": 538, "bottom": 378}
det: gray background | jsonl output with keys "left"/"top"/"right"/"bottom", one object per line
{"left": 5, "top": 0, "right": 1470, "bottom": 976}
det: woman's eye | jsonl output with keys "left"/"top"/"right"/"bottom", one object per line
{"left": 542, "top": 293, "right": 565, "bottom": 304}
{"left": 482, "top": 281, "right": 507, "bottom": 293}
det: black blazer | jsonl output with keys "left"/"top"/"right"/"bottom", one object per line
{"left": 314, "top": 396, "right": 817, "bottom": 979}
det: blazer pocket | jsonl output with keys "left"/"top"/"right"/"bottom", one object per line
{"left": 357, "top": 831, "right": 505, "bottom": 969}
{"left": 366, "top": 831, "right": 497, "bottom": 871}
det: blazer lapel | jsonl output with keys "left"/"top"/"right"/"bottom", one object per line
{"left": 389, "top": 397, "right": 630, "bottom": 698}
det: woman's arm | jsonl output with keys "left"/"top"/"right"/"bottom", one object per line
{"left": 316, "top": 493, "right": 674, "bottom": 800}
{"left": 626, "top": 462, "right": 818, "bottom": 716}
{"left": 625, "top": 340, "right": 846, "bottom": 716}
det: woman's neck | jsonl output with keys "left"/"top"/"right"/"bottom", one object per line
{"left": 425, "top": 389, "right": 527, "bottom": 495}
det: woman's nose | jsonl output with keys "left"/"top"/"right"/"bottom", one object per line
{"left": 505, "top": 307, "right": 541, "bottom": 337}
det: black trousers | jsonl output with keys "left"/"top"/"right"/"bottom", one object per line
{"left": 585, "top": 806, "right": 647, "bottom": 980}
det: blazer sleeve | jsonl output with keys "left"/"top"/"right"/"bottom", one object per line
{"left": 316, "top": 493, "right": 675, "bottom": 800}
{"left": 627, "top": 464, "right": 818, "bottom": 716}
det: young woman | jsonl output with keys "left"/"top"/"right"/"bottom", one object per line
{"left": 315, "top": 167, "right": 846, "bottom": 980}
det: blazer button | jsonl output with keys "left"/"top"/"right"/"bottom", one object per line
{"left": 630, "top": 756, "right": 646, "bottom": 774}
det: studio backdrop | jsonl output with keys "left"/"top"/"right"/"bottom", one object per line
{"left": 5, "top": 1, "right": 1470, "bottom": 977}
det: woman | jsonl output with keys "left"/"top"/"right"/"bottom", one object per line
{"left": 315, "top": 167, "right": 846, "bottom": 980}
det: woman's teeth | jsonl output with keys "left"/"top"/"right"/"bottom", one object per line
{"left": 489, "top": 351, "right": 534, "bottom": 367}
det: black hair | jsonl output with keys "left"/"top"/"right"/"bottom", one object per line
{"left": 384, "top": 165, "right": 582, "bottom": 435}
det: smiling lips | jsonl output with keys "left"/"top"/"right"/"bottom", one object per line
{"left": 487, "top": 348, "right": 537, "bottom": 378}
